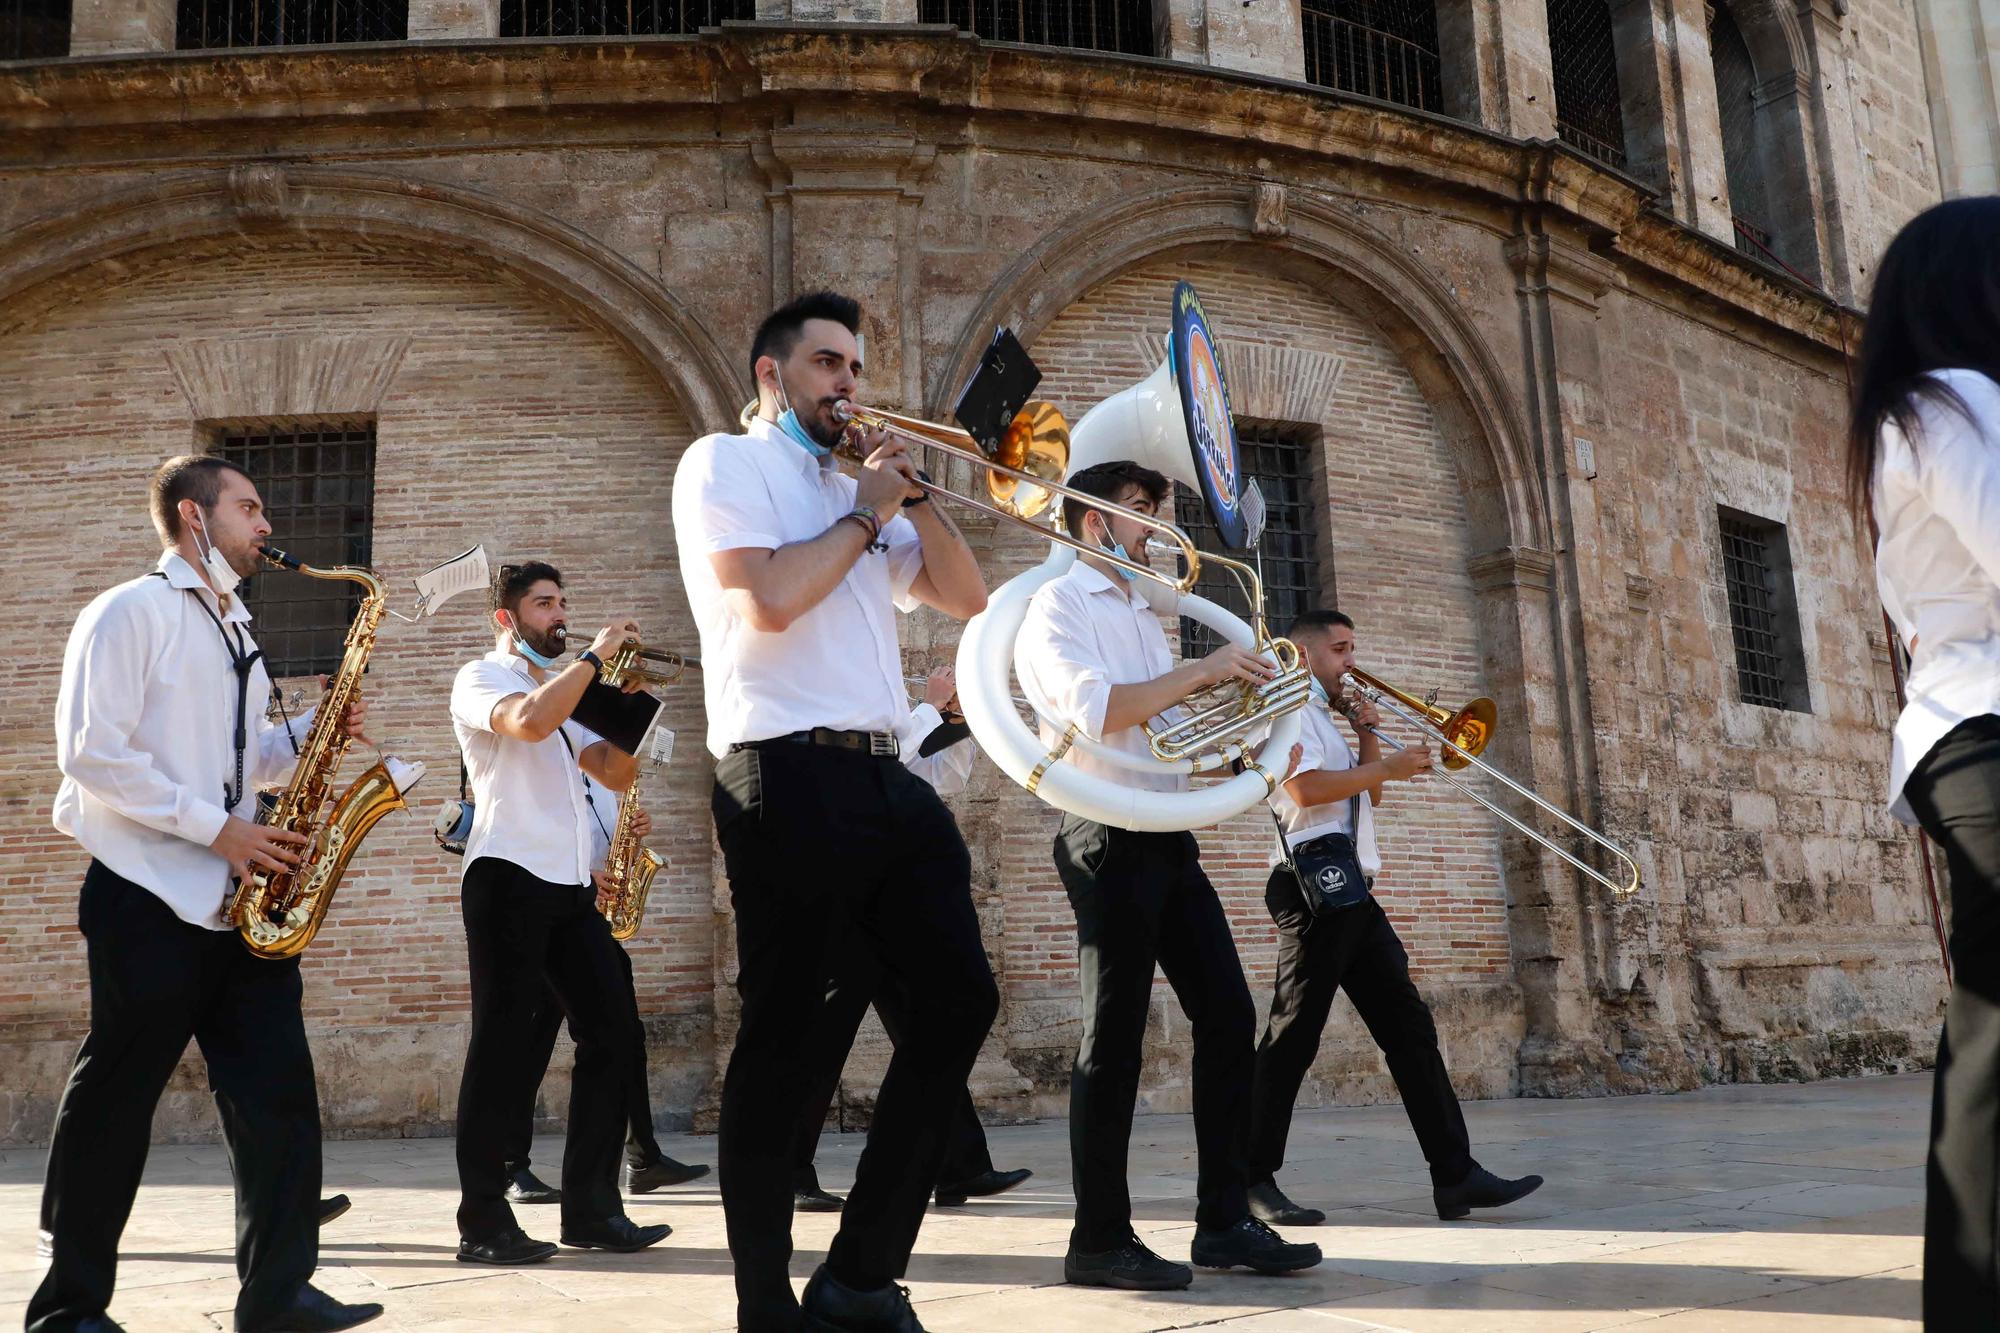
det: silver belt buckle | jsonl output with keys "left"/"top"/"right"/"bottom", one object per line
{"left": 870, "top": 732, "right": 899, "bottom": 758}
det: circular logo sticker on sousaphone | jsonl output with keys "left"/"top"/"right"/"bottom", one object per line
{"left": 1169, "top": 281, "right": 1247, "bottom": 549}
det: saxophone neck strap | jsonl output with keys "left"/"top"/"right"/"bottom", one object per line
{"left": 153, "top": 570, "right": 263, "bottom": 812}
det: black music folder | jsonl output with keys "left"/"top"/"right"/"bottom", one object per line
{"left": 571, "top": 680, "right": 664, "bottom": 756}
{"left": 952, "top": 327, "right": 1043, "bottom": 453}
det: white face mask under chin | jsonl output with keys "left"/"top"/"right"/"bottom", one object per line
{"left": 193, "top": 523, "right": 243, "bottom": 600}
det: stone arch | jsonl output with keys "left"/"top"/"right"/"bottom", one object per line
{"left": 1708, "top": 0, "right": 1824, "bottom": 281}
{"left": 930, "top": 182, "right": 1547, "bottom": 556}
{"left": 0, "top": 164, "right": 746, "bottom": 431}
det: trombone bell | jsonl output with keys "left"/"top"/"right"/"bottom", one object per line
{"left": 986, "top": 401, "right": 1070, "bottom": 520}
{"left": 1347, "top": 668, "right": 1494, "bottom": 772}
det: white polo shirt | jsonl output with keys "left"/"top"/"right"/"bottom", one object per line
{"left": 671, "top": 415, "right": 927, "bottom": 758}
{"left": 450, "top": 649, "right": 601, "bottom": 886}
{"left": 52, "top": 552, "right": 315, "bottom": 929}
{"left": 1268, "top": 699, "right": 1382, "bottom": 876}
{"left": 1015, "top": 560, "right": 1187, "bottom": 795}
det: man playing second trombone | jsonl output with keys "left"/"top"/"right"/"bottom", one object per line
{"left": 1246, "top": 609, "right": 1545, "bottom": 1227}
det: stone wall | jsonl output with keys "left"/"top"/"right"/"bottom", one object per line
{"left": 0, "top": 29, "right": 1949, "bottom": 1144}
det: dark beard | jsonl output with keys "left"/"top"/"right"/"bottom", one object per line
{"left": 519, "top": 624, "right": 567, "bottom": 660}
{"left": 802, "top": 402, "right": 843, "bottom": 449}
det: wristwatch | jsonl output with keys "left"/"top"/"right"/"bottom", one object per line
{"left": 578, "top": 649, "right": 604, "bottom": 673}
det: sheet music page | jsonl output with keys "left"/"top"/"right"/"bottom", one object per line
{"left": 414, "top": 545, "right": 490, "bottom": 615}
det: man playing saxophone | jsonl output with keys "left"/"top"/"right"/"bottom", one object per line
{"left": 32, "top": 455, "right": 382, "bottom": 1333}
{"left": 447, "top": 561, "right": 669, "bottom": 1266}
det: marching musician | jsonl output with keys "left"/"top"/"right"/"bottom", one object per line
{"left": 447, "top": 561, "right": 669, "bottom": 1265}
{"left": 671, "top": 291, "right": 998, "bottom": 1331}
{"left": 501, "top": 791, "right": 709, "bottom": 1207}
{"left": 790, "top": 663, "right": 1033, "bottom": 1215}
{"left": 1014, "top": 459, "right": 1322, "bottom": 1292}
{"left": 33, "top": 455, "right": 381, "bottom": 1333}
{"left": 1245, "top": 609, "right": 1544, "bottom": 1228}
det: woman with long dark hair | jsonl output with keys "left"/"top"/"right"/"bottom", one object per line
{"left": 1849, "top": 195, "right": 2000, "bottom": 1326}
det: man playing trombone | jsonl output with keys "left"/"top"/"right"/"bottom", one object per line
{"left": 1015, "top": 459, "right": 1322, "bottom": 1292}
{"left": 1246, "top": 609, "right": 1544, "bottom": 1227}
{"left": 671, "top": 291, "right": 998, "bottom": 1332}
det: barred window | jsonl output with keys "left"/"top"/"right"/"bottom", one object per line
{"left": 1300, "top": 0, "right": 1441, "bottom": 114}
{"left": 1710, "top": 2, "right": 1775, "bottom": 263}
{"left": 1547, "top": 0, "right": 1626, "bottom": 169}
{"left": 176, "top": 0, "right": 404, "bottom": 47}
{"left": 2, "top": 0, "right": 69, "bottom": 59}
{"left": 501, "top": 0, "right": 747, "bottom": 37}
{"left": 1718, "top": 507, "right": 1808, "bottom": 712}
{"left": 216, "top": 425, "right": 377, "bottom": 678}
{"left": 1177, "top": 423, "right": 1323, "bottom": 659}
{"left": 920, "top": 0, "right": 1155, "bottom": 55}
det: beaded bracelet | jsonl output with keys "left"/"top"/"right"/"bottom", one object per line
{"left": 843, "top": 506, "right": 888, "bottom": 553}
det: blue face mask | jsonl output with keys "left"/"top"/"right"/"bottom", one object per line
{"left": 777, "top": 408, "right": 831, "bottom": 458}
{"left": 511, "top": 628, "right": 564, "bottom": 669}
{"left": 1309, "top": 675, "right": 1331, "bottom": 705}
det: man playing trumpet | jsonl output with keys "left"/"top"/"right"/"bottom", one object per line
{"left": 1246, "top": 610, "right": 1544, "bottom": 1226}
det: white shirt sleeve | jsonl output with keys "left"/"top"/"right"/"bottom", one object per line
{"left": 1017, "top": 584, "right": 1115, "bottom": 742}
{"left": 1915, "top": 375, "right": 2000, "bottom": 587}
{"left": 898, "top": 701, "right": 976, "bottom": 797}
{"left": 252, "top": 695, "right": 318, "bottom": 786}
{"left": 452, "top": 660, "right": 526, "bottom": 735}
{"left": 55, "top": 589, "right": 231, "bottom": 849}
{"left": 673, "top": 435, "right": 785, "bottom": 556}
{"left": 882, "top": 512, "right": 925, "bottom": 613}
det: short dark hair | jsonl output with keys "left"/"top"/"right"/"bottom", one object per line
{"left": 493, "top": 561, "right": 563, "bottom": 617}
{"left": 1286, "top": 609, "right": 1354, "bottom": 640}
{"left": 749, "top": 291, "right": 863, "bottom": 377}
{"left": 1062, "top": 460, "right": 1171, "bottom": 539}
{"left": 150, "top": 454, "right": 253, "bottom": 545}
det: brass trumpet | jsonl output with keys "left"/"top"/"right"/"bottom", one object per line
{"left": 1339, "top": 670, "right": 1640, "bottom": 897}
{"left": 555, "top": 628, "right": 688, "bottom": 689}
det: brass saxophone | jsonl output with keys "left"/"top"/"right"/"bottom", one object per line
{"left": 600, "top": 769, "right": 663, "bottom": 941}
{"left": 224, "top": 546, "right": 425, "bottom": 958}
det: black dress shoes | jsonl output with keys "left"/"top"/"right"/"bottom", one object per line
{"left": 1247, "top": 1179, "right": 1325, "bottom": 1227}
{"left": 799, "top": 1264, "right": 925, "bottom": 1332}
{"left": 236, "top": 1283, "right": 383, "bottom": 1331}
{"left": 1433, "top": 1165, "right": 1544, "bottom": 1220}
{"left": 1062, "top": 1232, "right": 1192, "bottom": 1290}
{"left": 1189, "top": 1217, "right": 1323, "bottom": 1274}
{"left": 503, "top": 1166, "right": 561, "bottom": 1205}
{"left": 934, "top": 1167, "right": 1032, "bottom": 1207}
{"left": 625, "top": 1154, "right": 710, "bottom": 1193}
{"left": 317, "top": 1194, "right": 352, "bottom": 1227}
{"left": 795, "top": 1183, "right": 846, "bottom": 1213}
{"left": 558, "top": 1215, "right": 672, "bottom": 1252}
{"left": 456, "top": 1228, "right": 558, "bottom": 1266}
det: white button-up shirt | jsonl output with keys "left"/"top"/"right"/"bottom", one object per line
{"left": 53, "top": 552, "right": 314, "bottom": 929}
{"left": 1874, "top": 368, "right": 2000, "bottom": 823}
{"left": 1015, "top": 561, "right": 1187, "bottom": 795}
{"left": 671, "top": 416, "right": 927, "bottom": 758}
{"left": 899, "top": 702, "right": 975, "bottom": 798}
{"left": 450, "top": 650, "right": 601, "bottom": 886}
{"left": 1268, "top": 699, "right": 1382, "bottom": 875}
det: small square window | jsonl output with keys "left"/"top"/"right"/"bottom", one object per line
{"left": 1176, "top": 422, "right": 1324, "bottom": 659}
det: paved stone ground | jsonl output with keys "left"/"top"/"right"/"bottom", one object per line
{"left": 0, "top": 1074, "right": 1929, "bottom": 1331}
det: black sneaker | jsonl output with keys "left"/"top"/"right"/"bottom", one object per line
{"left": 1433, "top": 1165, "right": 1543, "bottom": 1220}
{"left": 1063, "top": 1232, "right": 1193, "bottom": 1290}
{"left": 1189, "top": 1216, "right": 1322, "bottom": 1274}
{"left": 1247, "top": 1180, "right": 1324, "bottom": 1227}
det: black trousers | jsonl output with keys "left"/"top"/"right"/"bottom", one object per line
{"left": 1247, "top": 869, "right": 1474, "bottom": 1188}
{"left": 1053, "top": 817, "right": 1256, "bottom": 1251}
{"left": 29, "top": 862, "right": 321, "bottom": 1333}
{"left": 506, "top": 945, "right": 664, "bottom": 1173}
{"left": 714, "top": 743, "right": 997, "bottom": 1332}
{"left": 790, "top": 950, "right": 995, "bottom": 1194}
{"left": 1903, "top": 714, "right": 2000, "bottom": 1329}
{"left": 455, "top": 856, "right": 644, "bottom": 1240}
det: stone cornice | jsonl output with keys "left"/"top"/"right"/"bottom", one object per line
{"left": 0, "top": 27, "right": 1856, "bottom": 352}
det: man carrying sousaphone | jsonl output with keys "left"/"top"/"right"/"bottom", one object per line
{"left": 1015, "top": 457, "right": 1323, "bottom": 1292}
{"left": 671, "top": 291, "right": 998, "bottom": 1332}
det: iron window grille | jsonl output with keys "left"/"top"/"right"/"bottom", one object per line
{"left": 919, "top": 0, "right": 1156, "bottom": 55}
{"left": 1718, "top": 506, "right": 1809, "bottom": 712}
{"left": 1300, "top": 0, "right": 1442, "bottom": 113}
{"left": 1546, "top": 0, "right": 1626, "bottom": 168}
{"left": 1710, "top": 2, "right": 1779, "bottom": 264}
{"left": 1176, "top": 423, "right": 1323, "bottom": 659}
{"left": 500, "top": 0, "right": 748, "bottom": 36}
{"left": 1, "top": 0, "right": 69, "bottom": 58}
{"left": 177, "top": 0, "right": 405, "bottom": 46}
{"left": 216, "top": 425, "right": 377, "bottom": 678}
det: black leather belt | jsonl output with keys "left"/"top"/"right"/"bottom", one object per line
{"left": 731, "top": 728, "right": 900, "bottom": 758}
